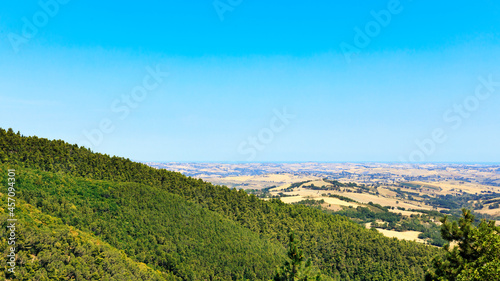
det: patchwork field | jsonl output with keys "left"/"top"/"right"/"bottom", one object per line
{"left": 149, "top": 162, "right": 500, "bottom": 242}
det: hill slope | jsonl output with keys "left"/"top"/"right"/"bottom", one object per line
{"left": 0, "top": 191, "right": 177, "bottom": 280}
{"left": 0, "top": 128, "right": 442, "bottom": 280}
{"left": 0, "top": 164, "right": 286, "bottom": 280}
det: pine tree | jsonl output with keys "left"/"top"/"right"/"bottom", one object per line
{"left": 426, "top": 209, "right": 500, "bottom": 280}
{"left": 273, "top": 233, "right": 321, "bottom": 281}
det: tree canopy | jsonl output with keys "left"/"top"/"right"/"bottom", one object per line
{"left": 1, "top": 127, "right": 443, "bottom": 280}
{"left": 426, "top": 209, "right": 500, "bottom": 280}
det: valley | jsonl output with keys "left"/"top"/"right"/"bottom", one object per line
{"left": 149, "top": 162, "right": 500, "bottom": 245}
{"left": 1, "top": 129, "right": 498, "bottom": 280}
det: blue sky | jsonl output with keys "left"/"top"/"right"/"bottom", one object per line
{"left": 1, "top": 0, "right": 499, "bottom": 162}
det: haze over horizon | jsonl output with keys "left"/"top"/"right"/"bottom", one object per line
{"left": 1, "top": 0, "right": 499, "bottom": 162}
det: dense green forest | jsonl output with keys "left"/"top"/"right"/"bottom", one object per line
{"left": 0, "top": 128, "right": 443, "bottom": 280}
{"left": 0, "top": 164, "right": 286, "bottom": 280}
{"left": 0, "top": 192, "right": 177, "bottom": 281}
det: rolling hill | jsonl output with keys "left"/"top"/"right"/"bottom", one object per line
{"left": 0, "top": 128, "right": 442, "bottom": 280}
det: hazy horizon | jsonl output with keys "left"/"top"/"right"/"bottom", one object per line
{"left": 2, "top": 1, "right": 499, "bottom": 163}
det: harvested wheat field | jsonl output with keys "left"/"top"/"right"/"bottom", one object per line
{"left": 375, "top": 228, "right": 425, "bottom": 244}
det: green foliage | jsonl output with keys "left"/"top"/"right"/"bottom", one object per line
{"left": 418, "top": 228, "right": 447, "bottom": 247}
{"left": 0, "top": 193, "right": 176, "bottom": 281}
{"left": 489, "top": 202, "right": 500, "bottom": 209}
{"left": 282, "top": 181, "right": 312, "bottom": 192}
{"left": 289, "top": 181, "right": 312, "bottom": 189}
{"left": 334, "top": 206, "right": 402, "bottom": 223}
{"left": 322, "top": 194, "right": 358, "bottom": 203}
{"left": 0, "top": 165, "right": 286, "bottom": 280}
{"left": 293, "top": 199, "right": 325, "bottom": 206}
{"left": 426, "top": 209, "right": 500, "bottom": 280}
{"left": 273, "top": 233, "right": 321, "bottom": 281}
{"left": 417, "top": 191, "right": 500, "bottom": 219}
{"left": 332, "top": 205, "right": 447, "bottom": 246}
{"left": 0, "top": 128, "right": 442, "bottom": 280}
{"left": 323, "top": 179, "right": 360, "bottom": 188}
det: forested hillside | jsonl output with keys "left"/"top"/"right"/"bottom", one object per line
{"left": 0, "top": 164, "right": 286, "bottom": 280}
{"left": 0, "top": 191, "right": 177, "bottom": 281}
{"left": 0, "top": 128, "right": 442, "bottom": 280}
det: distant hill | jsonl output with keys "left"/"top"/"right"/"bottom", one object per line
{"left": 0, "top": 128, "right": 441, "bottom": 280}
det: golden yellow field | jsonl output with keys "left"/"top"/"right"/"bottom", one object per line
{"left": 365, "top": 223, "right": 425, "bottom": 243}
{"left": 409, "top": 180, "right": 500, "bottom": 195}
{"left": 375, "top": 228, "right": 425, "bottom": 243}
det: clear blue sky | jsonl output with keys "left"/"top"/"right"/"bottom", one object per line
{"left": 1, "top": 0, "right": 499, "bottom": 162}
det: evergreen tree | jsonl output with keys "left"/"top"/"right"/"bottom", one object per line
{"left": 0, "top": 127, "right": 441, "bottom": 280}
{"left": 273, "top": 233, "right": 321, "bottom": 281}
{"left": 426, "top": 209, "right": 500, "bottom": 280}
